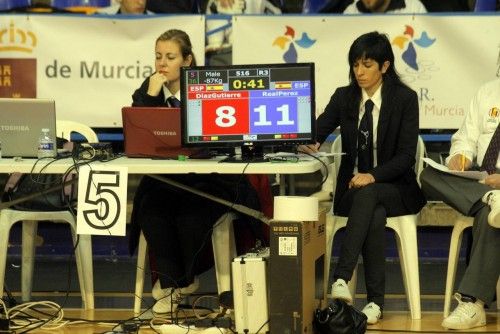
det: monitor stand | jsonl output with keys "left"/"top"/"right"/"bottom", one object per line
{"left": 219, "top": 145, "right": 268, "bottom": 163}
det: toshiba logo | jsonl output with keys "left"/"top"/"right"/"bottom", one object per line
{"left": 0, "top": 125, "right": 30, "bottom": 131}
{"left": 153, "top": 130, "right": 176, "bottom": 136}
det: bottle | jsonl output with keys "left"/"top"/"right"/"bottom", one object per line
{"left": 37, "top": 128, "right": 55, "bottom": 159}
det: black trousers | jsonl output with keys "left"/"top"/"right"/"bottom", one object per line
{"left": 335, "top": 183, "right": 409, "bottom": 307}
{"left": 135, "top": 174, "right": 259, "bottom": 289}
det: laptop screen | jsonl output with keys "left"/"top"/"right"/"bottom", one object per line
{"left": 121, "top": 106, "right": 195, "bottom": 159}
{"left": 0, "top": 98, "right": 57, "bottom": 158}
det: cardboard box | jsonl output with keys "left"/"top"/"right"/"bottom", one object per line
{"left": 232, "top": 248, "right": 270, "bottom": 334}
{"left": 269, "top": 209, "right": 327, "bottom": 334}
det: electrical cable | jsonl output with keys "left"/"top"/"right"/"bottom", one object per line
{"left": 1, "top": 285, "right": 17, "bottom": 309}
{"left": 2, "top": 148, "right": 273, "bottom": 332}
{"left": 293, "top": 149, "right": 330, "bottom": 188}
{"left": 148, "top": 173, "right": 270, "bottom": 225}
{"left": 366, "top": 329, "right": 500, "bottom": 333}
{"left": 6, "top": 301, "right": 67, "bottom": 332}
{"left": 0, "top": 153, "right": 91, "bottom": 333}
{"left": 1, "top": 145, "right": 147, "bottom": 332}
{"left": 145, "top": 161, "right": 259, "bottom": 328}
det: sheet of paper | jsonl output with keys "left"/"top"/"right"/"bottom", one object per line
{"left": 423, "top": 157, "right": 488, "bottom": 180}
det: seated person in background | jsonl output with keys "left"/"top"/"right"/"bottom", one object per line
{"left": 300, "top": 31, "right": 426, "bottom": 325}
{"left": 343, "top": 0, "right": 427, "bottom": 13}
{"left": 97, "top": 0, "right": 152, "bottom": 14}
{"left": 146, "top": 0, "right": 200, "bottom": 13}
{"left": 419, "top": 0, "right": 472, "bottom": 11}
{"left": 205, "top": 0, "right": 281, "bottom": 64}
{"left": 316, "top": 0, "right": 357, "bottom": 13}
{"left": 419, "top": 78, "right": 500, "bottom": 330}
{"left": 128, "top": 29, "right": 271, "bottom": 315}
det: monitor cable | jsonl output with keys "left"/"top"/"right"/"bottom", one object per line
{"left": 148, "top": 174, "right": 270, "bottom": 225}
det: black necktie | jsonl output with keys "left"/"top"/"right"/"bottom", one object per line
{"left": 167, "top": 96, "right": 181, "bottom": 108}
{"left": 481, "top": 123, "right": 500, "bottom": 174}
{"left": 358, "top": 99, "right": 374, "bottom": 173}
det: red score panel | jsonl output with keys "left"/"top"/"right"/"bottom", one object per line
{"left": 202, "top": 98, "right": 249, "bottom": 135}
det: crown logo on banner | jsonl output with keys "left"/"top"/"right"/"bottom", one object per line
{"left": 0, "top": 21, "right": 37, "bottom": 53}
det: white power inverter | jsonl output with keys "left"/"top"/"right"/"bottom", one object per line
{"left": 232, "top": 248, "right": 270, "bottom": 334}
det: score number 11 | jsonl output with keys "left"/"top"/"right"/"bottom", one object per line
{"left": 216, "top": 104, "right": 295, "bottom": 128}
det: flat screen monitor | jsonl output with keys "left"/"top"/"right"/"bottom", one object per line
{"left": 180, "top": 63, "right": 316, "bottom": 161}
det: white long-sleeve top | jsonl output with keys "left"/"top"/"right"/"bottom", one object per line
{"left": 446, "top": 78, "right": 500, "bottom": 170}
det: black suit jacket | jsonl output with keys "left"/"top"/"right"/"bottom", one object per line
{"left": 316, "top": 81, "right": 426, "bottom": 214}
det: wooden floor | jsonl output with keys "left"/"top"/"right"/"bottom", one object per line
{"left": 11, "top": 309, "right": 499, "bottom": 333}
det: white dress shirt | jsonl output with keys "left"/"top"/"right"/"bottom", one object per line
{"left": 355, "top": 85, "right": 382, "bottom": 172}
{"left": 162, "top": 86, "right": 181, "bottom": 105}
{"left": 446, "top": 78, "right": 500, "bottom": 170}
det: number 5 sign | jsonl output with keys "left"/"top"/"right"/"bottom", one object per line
{"left": 76, "top": 165, "right": 128, "bottom": 236}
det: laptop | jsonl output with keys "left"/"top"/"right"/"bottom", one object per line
{"left": 122, "top": 106, "right": 195, "bottom": 158}
{"left": 0, "top": 98, "right": 57, "bottom": 158}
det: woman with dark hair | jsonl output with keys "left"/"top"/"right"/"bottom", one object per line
{"left": 301, "top": 31, "right": 426, "bottom": 324}
{"left": 129, "top": 29, "right": 270, "bottom": 315}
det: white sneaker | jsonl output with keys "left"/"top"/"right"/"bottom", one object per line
{"left": 441, "top": 293, "right": 486, "bottom": 330}
{"left": 152, "top": 288, "right": 182, "bottom": 314}
{"left": 152, "top": 280, "right": 163, "bottom": 300}
{"left": 179, "top": 276, "right": 200, "bottom": 294}
{"left": 362, "top": 302, "right": 382, "bottom": 325}
{"left": 331, "top": 278, "right": 353, "bottom": 303}
{"left": 152, "top": 277, "right": 200, "bottom": 314}
{"left": 483, "top": 190, "right": 500, "bottom": 228}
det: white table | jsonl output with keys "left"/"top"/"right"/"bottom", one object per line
{"left": 0, "top": 155, "right": 326, "bottom": 310}
{"left": 0, "top": 155, "right": 326, "bottom": 194}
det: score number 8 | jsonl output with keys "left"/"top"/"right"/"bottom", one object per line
{"left": 215, "top": 104, "right": 294, "bottom": 128}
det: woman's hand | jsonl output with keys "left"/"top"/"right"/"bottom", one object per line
{"left": 298, "top": 143, "right": 320, "bottom": 154}
{"left": 217, "top": 0, "right": 235, "bottom": 7}
{"left": 483, "top": 173, "right": 500, "bottom": 189}
{"left": 147, "top": 72, "right": 168, "bottom": 97}
{"left": 349, "top": 173, "right": 375, "bottom": 188}
{"left": 216, "top": 0, "right": 245, "bottom": 13}
{"left": 447, "top": 153, "right": 472, "bottom": 171}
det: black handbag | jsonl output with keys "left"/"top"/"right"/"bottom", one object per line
{"left": 313, "top": 299, "right": 367, "bottom": 334}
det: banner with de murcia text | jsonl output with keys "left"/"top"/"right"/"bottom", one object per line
{"left": 0, "top": 14, "right": 205, "bottom": 127}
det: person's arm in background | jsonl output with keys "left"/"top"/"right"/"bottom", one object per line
{"left": 213, "top": 0, "right": 245, "bottom": 13}
{"left": 446, "top": 87, "right": 482, "bottom": 171}
{"left": 446, "top": 81, "right": 500, "bottom": 189}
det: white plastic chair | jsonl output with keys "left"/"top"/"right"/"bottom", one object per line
{"left": 133, "top": 212, "right": 238, "bottom": 313}
{"left": 0, "top": 120, "right": 97, "bottom": 309}
{"left": 324, "top": 135, "right": 425, "bottom": 320}
{"left": 443, "top": 215, "right": 500, "bottom": 317}
{"left": 57, "top": 120, "right": 99, "bottom": 143}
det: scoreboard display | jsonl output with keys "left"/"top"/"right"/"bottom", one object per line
{"left": 180, "top": 63, "right": 316, "bottom": 148}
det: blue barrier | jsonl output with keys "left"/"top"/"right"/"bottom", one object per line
{"left": 52, "top": 0, "right": 110, "bottom": 8}
{"left": 474, "top": 0, "right": 497, "bottom": 11}
{"left": 324, "top": 133, "right": 453, "bottom": 143}
{"left": 69, "top": 132, "right": 453, "bottom": 144}
{"left": 0, "top": 0, "right": 30, "bottom": 10}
